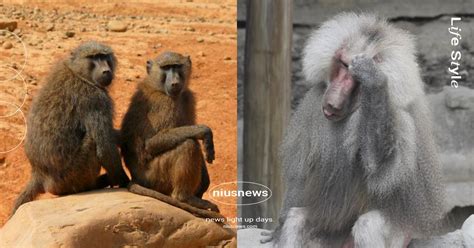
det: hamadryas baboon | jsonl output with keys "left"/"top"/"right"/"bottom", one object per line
{"left": 269, "top": 13, "right": 446, "bottom": 248}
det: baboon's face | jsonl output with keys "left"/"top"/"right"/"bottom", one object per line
{"left": 148, "top": 60, "right": 187, "bottom": 97}
{"left": 88, "top": 53, "right": 115, "bottom": 87}
{"left": 322, "top": 47, "right": 359, "bottom": 122}
{"left": 159, "top": 64, "right": 185, "bottom": 97}
{"left": 322, "top": 36, "right": 381, "bottom": 122}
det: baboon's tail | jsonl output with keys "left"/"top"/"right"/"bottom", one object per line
{"left": 128, "top": 182, "right": 225, "bottom": 222}
{"left": 11, "top": 177, "right": 44, "bottom": 218}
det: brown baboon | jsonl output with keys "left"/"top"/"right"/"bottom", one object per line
{"left": 266, "top": 13, "right": 446, "bottom": 247}
{"left": 12, "top": 41, "right": 130, "bottom": 216}
{"left": 120, "top": 51, "right": 223, "bottom": 220}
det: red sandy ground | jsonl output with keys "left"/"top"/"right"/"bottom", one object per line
{"left": 0, "top": 0, "right": 237, "bottom": 226}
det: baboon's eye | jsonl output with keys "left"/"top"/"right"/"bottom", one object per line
{"left": 106, "top": 60, "right": 113, "bottom": 70}
{"left": 339, "top": 59, "right": 348, "bottom": 68}
{"left": 161, "top": 65, "right": 171, "bottom": 70}
{"left": 107, "top": 57, "right": 113, "bottom": 66}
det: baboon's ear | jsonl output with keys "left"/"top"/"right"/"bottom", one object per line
{"left": 186, "top": 56, "right": 191, "bottom": 64}
{"left": 146, "top": 60, "right": 153, "bottom": 74}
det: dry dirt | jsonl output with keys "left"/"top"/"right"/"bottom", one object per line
{"left": 0, "top": 0, "right": 237, "bottom": 226}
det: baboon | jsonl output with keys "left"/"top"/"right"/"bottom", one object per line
{"left": 120, "top": 51, "right": 223, "bottom": 220}
{"left": 267, "top": 13, "right": 446, "bottom": 247}
{"left": 12, "top": 41, "right": 129, "bottom": 215}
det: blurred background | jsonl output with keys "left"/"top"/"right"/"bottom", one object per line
{"left": 238, "top": 0, "right": 474, "bottom": 230}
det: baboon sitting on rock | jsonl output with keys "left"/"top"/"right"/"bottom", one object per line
{"left": 121, "top": 51, "right": 223, "bottom": 220}
{"left": 12, "top": 41, "right": 129, "bottom": 216}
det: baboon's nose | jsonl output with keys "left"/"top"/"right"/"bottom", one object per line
{"left": 327, "top": 102, "right": 342, "bottom": 112}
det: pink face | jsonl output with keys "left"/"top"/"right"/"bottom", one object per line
{"left": 322, "top": 49, "right": 358, "bottom": 121}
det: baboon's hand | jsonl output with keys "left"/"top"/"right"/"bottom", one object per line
{"left": 349, "top": 54, "right": 387, "bottom": 88}
{"left": 260, "top": 230, "right": 274, "bottom": 244}
{"left": 194, "top": 124, "right": 211, "bottom": 139}
{"left": 196, "top": 125, "right": 215, "bottom": 164}
{"left": 203, "top": 131, "right": 215, "bottom": 164}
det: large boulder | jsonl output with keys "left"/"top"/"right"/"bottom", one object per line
{"left": 0, "top": 189, "right": 235, "bottom": 248}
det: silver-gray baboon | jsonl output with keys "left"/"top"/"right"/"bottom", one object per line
{"left": 270, "top": 13, "right": 446, "bottom": 247}
{"left": 120, "top": 51, "right": 223, "bottom": 220}
{"left": 12, "top": 41, "right": 129, "bottom": 216}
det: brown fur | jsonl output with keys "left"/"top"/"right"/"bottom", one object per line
{"left": 120, "top": 51, "right": 222, "bottom": 220}
{"left": 11, "top": 41, "right": 129, "bottom": 216}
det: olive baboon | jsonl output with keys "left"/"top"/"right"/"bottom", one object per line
{"left": 12, "top": 41, "right": 129, "bottom": 215}
{"left": 268, "top": 13, "right": 446, "bottom": 247}
{"left": 120, "top": 51, "right": 223, "bottom": 220}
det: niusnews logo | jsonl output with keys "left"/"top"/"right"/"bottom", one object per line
{"left": 209, "top": 181, "right": 272, "bottom": 206}
{"left": 212, "top": 189, "right": 269, "bottom": 198}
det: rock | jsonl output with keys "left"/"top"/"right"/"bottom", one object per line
{"left": 13, "top": 29, "right": 22, "bottom": 37}
{"left": 224, "top": 56, "right": 232, "bottom": 60}
{"left": 2, "top": 41, "right": 13, "bottom": 49}
{"left": 197, "top": 37, "right": 204, "bottom": 43}
{"left": 45, "top": 24, "right": 54, "bottom": 32}
{"left": 107, "top": 20, "right": 128, "bottom": 32}
{"left": 238, "top": 228, "right": 467, "bottom": 248}
{"left": 426, "top": 86, "right": 474, "bottom": 208}
{"left": 197, "top": 51, "right": 205, "bottom": 57}
{"left": 444, "top": 86, "right": 474, "bottom": 109}
{"left": 65, "top": 31, "right": 75, "bottom": 38}
{"left": 446, "top": 181, "right": 474, "bottom": 208}
{"left": 462, "top": 215, "right": 474, "bottom": 247}
{"left": 427, "top": 87, "right": 474, "bottom": 154}
{"left": 409, "top": 230, "right": 464, "bottom": 247}
{"left": 185, "top": 27, "right": 195, "bottom": 32}
{"left": 0, "top": 20, "right": 17, "bottom": 31}
{"left": 237, "top": 229, "right": 273, "bottom": 248}
{"left": 0, "top": 189, "right": 235, "bottom": 247}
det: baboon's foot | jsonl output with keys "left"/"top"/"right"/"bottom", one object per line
{"left": 186, "top": 196, "right": 220, "bottom": 213}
